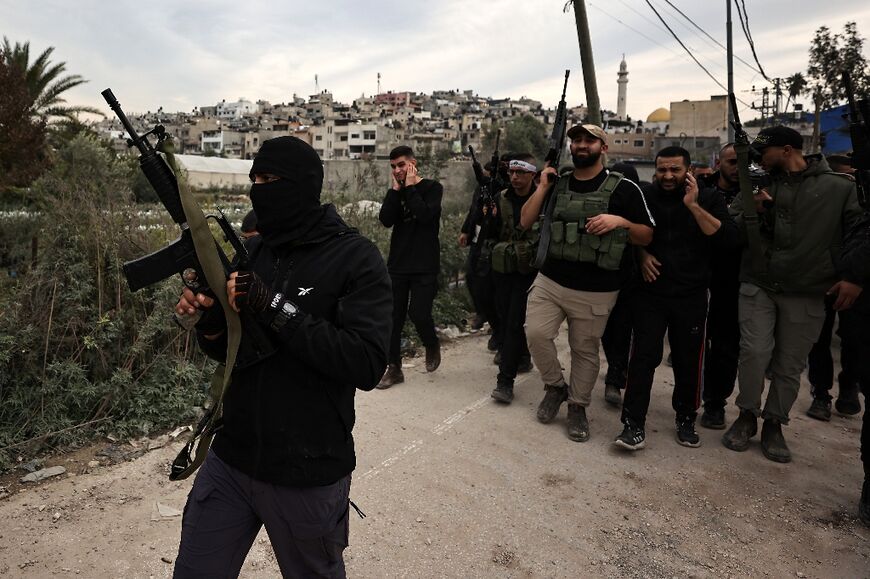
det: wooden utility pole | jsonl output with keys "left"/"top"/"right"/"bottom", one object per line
{"left": 726, "top": 0, "right": 734, "bottom": 142}
{"left": 570, "top": 0, "right": 601, "bottom": 125}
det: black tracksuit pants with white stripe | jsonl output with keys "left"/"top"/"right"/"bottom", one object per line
{"left": 622, "top": 289, "right": 708, "bottom": 429}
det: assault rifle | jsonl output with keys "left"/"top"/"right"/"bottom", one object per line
{"left": 102, "top": 89, "right": 247, "bottom": 295}
{"left": 532, "top": 69, "right": 571, "bottom": 269}
{"left": 468, "top": 129, "right": 504, "bottom": 211}
{"left": 729, "top": 92, "right": 767, "bottom": 277}
{"left": 843, "top": 72, "right": 870, "bottom": 208}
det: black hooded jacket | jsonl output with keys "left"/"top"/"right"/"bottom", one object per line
{"left": 197, "top": 205, "right": 392, "bottom": 487}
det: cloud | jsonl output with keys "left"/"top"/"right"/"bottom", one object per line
{"left": 2, "top": 0, "right": 868, "bottom": 121}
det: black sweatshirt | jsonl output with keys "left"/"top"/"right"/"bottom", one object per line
{"left": 379, "top": 178, "right": 443, "bottom": 275}
{"left": 639, "top": 182, "right": 739, "bottom": 297}
{"left": 197, "top": 205, "right": 392, "bottom": 487}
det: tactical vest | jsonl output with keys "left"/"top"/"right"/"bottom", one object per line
{"left": 491, "top": 190, "right": 538, "bottom": 275}
{"left": 544, "top": 169, "right": 627, "bottom": 271}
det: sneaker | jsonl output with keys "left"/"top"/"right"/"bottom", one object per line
{"left": 566, "top": 404, "right": 589, "bottom": 442}
{"left": 425, "top": 343, "right": 441, "bottom": 372}
{"left": 517, "top": 358, "right": 534, "bottom": 374}
{"left": 835, "top": 384, "right": 861, "bottom": 415}
{"left": 536, "top": 383, "right": 568, "bottom": 424}
{"left": 470, "top": 315, "right": 485, "bottom": 331}
{"left": 860, "top": 479, "right": 870, "bottom": 527}
{"left": 806, "top": 398, "right": 832, "bottom": 421}
{"left": 700, "top": 407, "right": 726, "bottom": 430}
{"left": 676, "top": 415, "right": 701, "bottom": 448}
{"left": 760, "top": 418, "right": 791, "bottom": 463}
{"left": 491, "top": 382, "right": 514, "bottom": 404}
{"left": 721, "top": 409, "right": 758, "bottom": 452}
{"left": 614, "top": 419, "right": 646, "bottom": 450}
{"left": 376, "top": 364, "right": 404, "bottom": 389}
{"left": 603, "top": 382, "right": 622, "bottom": 406}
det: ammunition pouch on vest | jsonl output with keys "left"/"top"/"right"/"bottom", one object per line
{"left": 491, "top": 190, "right": 537, "bottom": 275}
{"left": 544, "top": 170, "right": 627, "bottom": 271}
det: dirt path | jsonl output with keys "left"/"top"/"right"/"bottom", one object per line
{"left": 1, "top": 332, "right": 868, "bottom": 578}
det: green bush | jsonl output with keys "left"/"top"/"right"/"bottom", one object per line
{"left": 0, "top": 135, "right": 211, "bottom": 470}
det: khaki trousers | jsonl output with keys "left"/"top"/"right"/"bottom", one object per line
{"left": 735, "top": 283, "right": 826, "bottom": 423}
{"left": 524, "top": 273, "right": 619, "bottom": 406}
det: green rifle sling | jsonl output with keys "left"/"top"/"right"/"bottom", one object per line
{"left": 160, "top": 141, "right": 243, "bottom": 481}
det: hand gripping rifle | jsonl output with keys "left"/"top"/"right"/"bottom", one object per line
{"left": 102, "top": 89, "right": 247, "bottom": 295}
{"left": 468, "top": 127, "right": 504, "bottom": 224}
{"left": 103, "top": 88, "right": 246, "bottom": 481}
{"left": 532, "top": 69, "right": 570, "bottom": 269}
{"left": 843, "top": 72, "right": 870, "bottom": 208}
{"left": 729, "top": 93, "right": 768, "bottom": 278}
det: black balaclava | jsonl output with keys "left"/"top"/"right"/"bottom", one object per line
{"left": 249, "top": 136, "right": 325, "bottom": 247}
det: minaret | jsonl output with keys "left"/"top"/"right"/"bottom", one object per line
{"left": 617, "top": 55, "right": 628, "bottom": 120}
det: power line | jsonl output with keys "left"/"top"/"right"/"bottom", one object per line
{"left": 587, "top": 1, "right": 684, "bottom": 60}
{"left": 643, "top": 0, "right": 752, "bottom": 107}
{"left": 734, "top": 0, "right": 770, "bottom": 81}
{"left": 659, "top": 0, "right": 761, "bottom": 75}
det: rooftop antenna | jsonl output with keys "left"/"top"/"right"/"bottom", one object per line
{"left": 315, "top": 74, "right": 319, "bottom": 93}
{"left": 377, "top": 72, "right": 381, "bottom": 95}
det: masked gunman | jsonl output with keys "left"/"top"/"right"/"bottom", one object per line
{"left": 173, "top": 136, "right": 392, "bottom": 577}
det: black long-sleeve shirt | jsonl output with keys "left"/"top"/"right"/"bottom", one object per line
{"left": 379, "top": 178, "right": 443, "bottom": 275}
{"left": 640, "top": 182, "right": 739, "bottom": 297}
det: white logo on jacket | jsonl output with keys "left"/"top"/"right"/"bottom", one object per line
{"left": 298, "top": 287, "right": 314, "bottom": 296}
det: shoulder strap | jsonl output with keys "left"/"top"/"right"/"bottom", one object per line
{"left": 598, "top": 171, "right": 624, "bottom": 196}
{"left": 160, "top": 142, "right": 242, "bottom": 482}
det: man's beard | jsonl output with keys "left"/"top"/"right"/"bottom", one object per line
{"left": 572, "top": 150, "right": 601, "bottom": 168}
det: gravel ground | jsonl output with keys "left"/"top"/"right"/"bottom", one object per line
{"left": 0, "top": 330, "right": 867, "bottom": 578}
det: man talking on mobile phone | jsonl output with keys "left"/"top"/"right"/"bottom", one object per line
{"left": 377, "top": 145, "right": 444, "bottom": 388}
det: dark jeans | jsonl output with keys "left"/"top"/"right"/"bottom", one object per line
{"left": 602, "top": 283, "right": 635, "bottom": 388}
{"left": 175, "top": 451, "right": 350, "bottom": 579}
{"left": 807, "top": 296, "right": 861, "bottom": 402}
{"left": 702, "top": 281, "right": 740, "bottom": 411}
{"left": 838, "top": 308, "right": 870, "bottom": 472}
{"left": 389, "top": 272, "right": 439, "bottom": 364}
{"left": 493, "top": 271, "right": 535, "bottom": 386}
{"left": 467, "top": 246, "right": 502, "bottom": 348}
{"left": 622, "top": 290, "right": 708, "bottom": 428}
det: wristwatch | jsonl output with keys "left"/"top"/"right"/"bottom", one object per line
{"left": 268, "top": 293, "right": 299, "bottom": 332}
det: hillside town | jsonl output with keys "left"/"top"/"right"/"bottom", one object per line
{"left": 95, "top": 57, "right": 821, "bottom": 181}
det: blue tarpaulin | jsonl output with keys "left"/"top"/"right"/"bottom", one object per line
{"left": 805, "top": 104, "right": 852, "bottom": 154}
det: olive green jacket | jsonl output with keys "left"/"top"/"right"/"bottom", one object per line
{"left": 729, "top": 155, "right": 862, "bottom": 294}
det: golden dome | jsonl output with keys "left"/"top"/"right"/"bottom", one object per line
{"left": 646, "top": 107, "right": 670, "bottom": 123}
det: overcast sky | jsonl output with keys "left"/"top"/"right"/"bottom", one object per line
{"left": 3, "top": 0, "right": 870, "bottom": 123}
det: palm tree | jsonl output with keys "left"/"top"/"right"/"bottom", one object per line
{"left": 783, "top": 72, "right": 808, "bottom": 114}
{"left": 1, "top": 37, "right": 101, "bottom": 123}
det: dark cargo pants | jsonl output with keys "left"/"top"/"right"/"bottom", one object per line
{"left": 174, "top": 451, "right": 350, "bottom": 579}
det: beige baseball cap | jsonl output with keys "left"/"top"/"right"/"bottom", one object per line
{"left": 567, "top": 123, "right": 607, "bottom": 143}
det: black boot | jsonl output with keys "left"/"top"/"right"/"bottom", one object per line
{"left": 700, "top": 406, "right": 726, "bottom": 430}
{"left": 721, "top": 409, "right": 758, "bottom": 452}
{"left": 491, "top": 381, "right": 514, "bottom": 404}
{"left": 806, "top": 397, "right": 832, "bottom": 421}
{"left": 860, "top": 478, "right": 870, "bottom": 527}
{"left": 566, "top": 404, "right": 589, "bottom": 442}
{"left": 376, "top": 364, "right": 404, "bottom": 389}
{"left": 604, "top": 382, "right": 622, "bottom": 406}
{"left": 425, "top": 342, "right": 441, "bottom": 372}
{"left": 536, "top": 383, "right": 568, "bottom": 424}
{"left": 760, "top": 418, "right": 791, "bottom": 463}
{"left": 835, "top": 383, "right": 861, "bottom": 415}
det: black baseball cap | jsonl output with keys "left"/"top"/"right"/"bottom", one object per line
{"left": 751, "top": 126, "right": 803, "bottom": 151}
